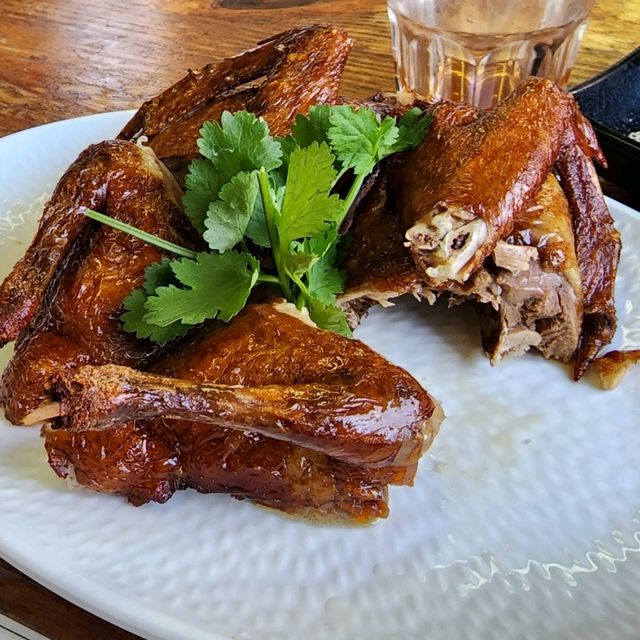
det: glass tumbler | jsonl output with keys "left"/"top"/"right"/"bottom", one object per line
{"left": 387, "top": 0, "right": 595, "bottom": 109}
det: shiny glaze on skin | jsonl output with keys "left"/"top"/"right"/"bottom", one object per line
{"left": 119, "top": 25, "right": 352, "bottom": 157}
{"left": 1, "top": 140, "right": 197, "bottom": 423}
{"left": 44, "top": 418, "right": 394, "bottom": 522}
{"left": 340, "top": 166, "right": 423, "bottom": 317}
{"left": 393, "top": 78, "right": 603, "bottom": 290}
{"left": 45, "top": 303, "right": 440, "bottom": 522}
{"left": 55, "top": 305, "right": 435, "bottom": 468}
{"left": 556, "top": 144, "right": 621, "bottom": 379}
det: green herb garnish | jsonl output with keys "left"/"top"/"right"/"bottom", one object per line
{"left": 85, "top": 105, "right": 430, "bottom": 344}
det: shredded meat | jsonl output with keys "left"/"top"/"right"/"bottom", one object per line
{"left": 479, "top": 174, "right": 583, "bottom": 364}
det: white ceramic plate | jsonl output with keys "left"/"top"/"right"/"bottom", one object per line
{"left": 1, "top": 113, "right": 639, "bottom": 640}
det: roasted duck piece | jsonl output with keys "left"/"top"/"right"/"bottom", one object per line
{"left": 45, "top": 420, "right": 396, "bottom": 522}
{"left": 0, "top": 25, "right": 358, "bottom": 424}
{"left": 45, "top": 302, "right": 443, "bottom": 522}
{"left": 477, "top": 174, "right": 584, "bottom": 364}
{"left": 54, "top": 358, "right": 430, "bottom": 468}
{"left": 0, "top": 140, "right": 197, "bottom": 424}
{"left": 338, "top": 166, "right": 427, "bottom": 326}
{"left": 393, "top": 78, "right": 602, "bottom": 290}
{"left": 118, "top": 25, "right": 352, "bottom": 163}
{"left": 590, "top": 350, "right": 640, "bottom": 390}
{"left": 555, "top": 144, "right": 621, "bottom": 379}
{"left": 373, "top": 80, "right": 619, "bottom": 376}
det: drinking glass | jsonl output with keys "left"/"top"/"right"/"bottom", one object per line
{"left": 387, "top": 0, "right": 595, "bottom": 109}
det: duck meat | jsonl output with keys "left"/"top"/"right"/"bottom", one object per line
{"left": 0, "top": 141, "right": 197, "bottom": 425}
{"left": 393, "top": 77, "right": 602, "bottom": 290}
{"left": 44, "top": 301, "right": 443, "bottom": 522}
{"left": 477, "top": 173, "right": 583, "bottom": 363}
{"left": 118, "top": 25, "right": 353, "bottom": 168}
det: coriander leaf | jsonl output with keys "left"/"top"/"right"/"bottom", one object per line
{"left": 203, "top": 171, "right": 259, "bottom": 252}
{"left": 141, "top": 258, "right": 176, "bottom": 294}
{"left": 278, "top": 105, "right": 332, "bottom": 171}
{"left": 122, "top": 289, "right": 190, "bottom": 345}
{"left": 306, "top": 224, "right": 338, "bottom": 259}
{"left": 245, "top": 196, "right": 270, "bottom": 248}
{"left": 373, "top": 115, "right": 400, "bottom": 159}
{"left": 197, "top": 111, "right": 282, "bottom": 186}
{"left": 269, "top": 171, "right": 287, "bottom": 209}
{"left": 388, "top": 108, "right": 433, "bottom": 154}
{"left": 183, "top": 159, "right": 221, "bottom": 233}
{"left": 308, "top": 261, "right": 344, "bottom": 305}
{"left": 279, "top": 141, "right": 342, "bottom": 247}
{"left": 305, "top": 228, "right": 345, "bottom": 304}
{"left": 144, "top": 251, "right": 260, "bottom": 326}
{"left": 327, "top": 106, "right": 398, "bottom": 177}
{"left": 308, "top": 298, "right": 352, "bottom": 337}
{"left": 286, "top": 242, "right": 318, "bottom": 278}
{"left": 276, "top": 135, "right": 298, "bottom": 173}
{"left": 291, "top": 105, "right": 332, "bottom": 149}
{"left": 122, "top": 260, "right": 190, "bottom": 345}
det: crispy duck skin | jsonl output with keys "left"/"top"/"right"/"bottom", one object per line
{"left": 590, "top": 350, "right": 640, "bottom": 390}
{"left": 555, "top": 144, "right": 621, "bottom": 379}
{"left": 44, "top": 420, "right": 394, "bottom": 522}
{"left": 45, "top": 302, "right": 442, "bottom": 522}
{"left": 478, "top": 174, "right": 584, "bottom": 363}
{"left": 54, "top": 302, "right": 439, "bottom": 468}
{"left": 0, "top": 140, "right": 197, "bottom": 424}
{"left": 55, "top": 357, "right": 428, "bottom": 468}
{"left": 118, "top": 25, "right": 352, "bottom": 160}
{"left": 1, "top": 26, "right": 354, "bottom": 424}
{"left": 393, "top": 78, "right": 602, "bottom": 290}
{"left": 338, "top": 165, "right": 425, "bottom": 326}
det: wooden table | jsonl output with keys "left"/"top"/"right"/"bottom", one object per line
{"left": 0, "top": 1, "right": 638, "bottom": 638}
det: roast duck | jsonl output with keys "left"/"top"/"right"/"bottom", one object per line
{"left": 0, "top": 25, "right": 621, "bottom": 523}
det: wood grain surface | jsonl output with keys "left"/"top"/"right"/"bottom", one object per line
{"left": 0, "top": 1, "right": 638, "bottom": 638}
{"left": 0, "top": 0, "right": 638, "bottom": 137}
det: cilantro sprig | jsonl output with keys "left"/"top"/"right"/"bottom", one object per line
{"left": 85, "top": 105, "right": 430, "bottom": 344}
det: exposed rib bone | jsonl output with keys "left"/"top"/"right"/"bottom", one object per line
{"left": 21, "top": 401, "right": 61, "bottom": 426}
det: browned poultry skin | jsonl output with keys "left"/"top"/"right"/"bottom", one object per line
{"left": 54, "top": 309, "right": 434, "bottom": 467}
{"left": 119, "top": 25, "right": 352, "bottom": 160}
{"left": 148, "top": 88, "right": 259, "bottom": 162}
{"left": 339, "top": 165, "right": 425, "bottom": 326}
{"left": 377, "top": 82, "right": 618, "bottom": 375}
{"left": 44, "top": 422, "right": 181, "bottom": 506}
{"left": 44, "top": 420, "right": 394, "bottom": 522}
{"left": 45, "top": 302, "right": 441, "bottom": 522}
{"left": 590, "top": 350, "right": 640, "bottom": 390}
{"left": 394, "top": 78, "right": 602, "bottom": 290}
{"left": 1, "top": 140, "right": 197, "bottom": 424}
{"left": 555, "top": 144, "right": 621, "bottom": 379}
